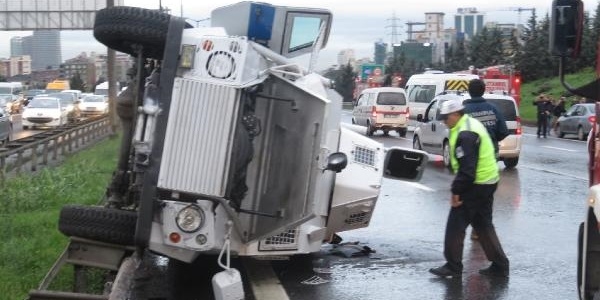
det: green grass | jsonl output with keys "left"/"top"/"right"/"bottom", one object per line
{"left": 0, "top": 135, "right": 119, "bottom": 300}
{"left": 520, "top": 68, "right": 597, "bottom": 123}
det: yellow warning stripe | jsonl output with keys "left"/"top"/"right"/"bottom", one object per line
{"left": 445, "top": 80, "right": 470, "bottom": 91}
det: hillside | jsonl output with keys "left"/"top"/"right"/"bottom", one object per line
{"left": 520, "top": 68, "right": 597, "bottom": 123}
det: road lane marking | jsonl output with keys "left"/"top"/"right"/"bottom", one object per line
{"left": 243, "top": 258, "right": 290, "bottom": 300}
{"left": 521, "top": 164, "right": 587, "bottom": 181}
{"left": 398, "top": 181, "right": 437, "bottom": 192}
{"left": 541, "top": 146, "right": 579, "bottom": 152}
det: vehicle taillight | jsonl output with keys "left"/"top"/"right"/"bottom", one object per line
{"left": 589, "top": 115, "right": 596, "bottom": 124}
{"left": 516, "top": 116, "right": 522, "bottom": 135}
{"left": 371, "top": 106, "right": 377, "bottom": 117}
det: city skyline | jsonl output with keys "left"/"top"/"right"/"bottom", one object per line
{"left": 0, "top": 1, "right": 565, "bottom": 70}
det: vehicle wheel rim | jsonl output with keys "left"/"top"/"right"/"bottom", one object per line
{"left": 578, "top": 127, "right": 584, "bottom": 140}
{"left": 443, "top": 143, "right": 450, "bottom": 166}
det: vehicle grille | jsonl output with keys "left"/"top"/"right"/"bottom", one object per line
{"left": 158, "top": 78, "right": 240, "bottom": 196}
{"left": 26, "top": 117, "right": 53, "bottom": 124}
{"left": 353, "top": 145, "right": 376, "bottom": 167}
{"left": 344, "top": 211, "right": 369, "bottom": 225}
{"left": 259, "top": 228, "right": 299, "bottom": 251}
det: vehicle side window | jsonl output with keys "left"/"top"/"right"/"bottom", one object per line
{"left": 367, "top": 93, "right": 375, "bottom": 106}
{"left": 357, "top": 94, "right": 366, "bottom": 106}
{"left": 408, "top": 85, "right": 437, "bottom": 104}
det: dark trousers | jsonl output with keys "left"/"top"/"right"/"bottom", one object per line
{"left": 443, "top": 183, "right": 509, "bottom": 272}
{"left": 537, "top": 115, "right": 547, "bottom": 137}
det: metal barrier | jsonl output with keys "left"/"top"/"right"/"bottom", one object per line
{"left": 0, "top": 117, "right": 112, "bottom": 183}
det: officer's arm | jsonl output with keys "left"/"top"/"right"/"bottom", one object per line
{"left": 494, "top": 107, "right": 509, "bottom": 141}
{"left": 451, "top": 131, "right": 479, "bottom": 195}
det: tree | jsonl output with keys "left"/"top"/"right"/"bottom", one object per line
{"left": 70, "top": 72, "right": 86, "bottom": 92}
{"left": 334, "top": 63, "right": 356, "bottom": 102}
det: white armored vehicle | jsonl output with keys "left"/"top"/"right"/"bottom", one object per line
{"left": 43, "top": 2, "right": 428, "bottom": 299}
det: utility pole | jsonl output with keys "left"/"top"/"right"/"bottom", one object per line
{"left": 386, "top": 12, "right": 403, "bottom": 48}
{"left": 107, "top": 0, "right": 118, "bottom": 135}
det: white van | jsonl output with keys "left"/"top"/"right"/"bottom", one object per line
{"left": 352, "top": 87, "right": 409, "bottom": 137}
{"left": 405, "top": 73, "right": 479, "bottom": 124}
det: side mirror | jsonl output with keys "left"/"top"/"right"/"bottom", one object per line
{"left": 416, "top": 114, "right": 423, "bottom": 122}
{"left": 550, "top": 0, "right": 584, "bottom": 57}
{"left": 326, "top": 152, "right": 348, "bottom": 173}
{"left": 383, "top": 147, "right": 428, "bottom": 181}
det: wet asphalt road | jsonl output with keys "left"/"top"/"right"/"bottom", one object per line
{"left": 278, "top": 112, "right": 588, "bottom": 300}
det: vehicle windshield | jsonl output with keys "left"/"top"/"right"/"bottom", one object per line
{"left": 377, "top": 92, "right": 406, "bottom": 105}
{"left": 486, "top": 98, "right": 517, "bottom": 121}
{"left": 47, "top": 93, "right": 74, "bottom": 104}
{"left": 25, "top": 90, "right": 45, "bottom": 96}
{"left": 83, "top": 96, "right": 106, "bottom": 103}
{"left": 28, "top": 98, "right": 59, "bottom": 108}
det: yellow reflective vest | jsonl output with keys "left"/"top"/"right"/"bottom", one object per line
{"left": 449, "top": 114, "right": 499, "bottom": 184}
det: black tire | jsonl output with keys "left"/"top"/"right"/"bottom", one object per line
{"left": 366, "top": 123, "right": 374, "bottom": 136}
{"left": 557, "top": 124, "right": 565, "bottom": 138}
{"left": 503, "top": 157, "right": 519, "bottom": 169}
{"left": 23, "top": 125, "right": 28, "bottom": 130}
{"left": 94, "top": 6, "right": 171, "bottom": 59}
{"left": 383, "top": 130, "right": 389, "bottom": 136}
{"left": 579, "top": 126, "right": 586, "bottom": 141}
{"left": 59, "top": 205, "right": 137, "bottom": 245}
{"left": 398, "top": 128, "right": 407, "bottom": 138}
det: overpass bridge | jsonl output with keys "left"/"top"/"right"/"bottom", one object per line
{"left": 0, "top": 0, "right": 124, "bottom": 31}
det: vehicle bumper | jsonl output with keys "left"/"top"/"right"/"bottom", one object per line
{"left": 23, "top": 118, "right": 61, "bottom": 127}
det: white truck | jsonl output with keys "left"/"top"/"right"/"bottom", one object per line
{"left": 32, "top": 3, "right": 428, "bottom": 299}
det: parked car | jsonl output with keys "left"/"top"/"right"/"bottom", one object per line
{"left": 47, "top": 92, "right": 81, "bottom": 123}
{"left": 352, "top": 87, "right": 409, "bottom": 137}
{"left": 22, "top": 97, "right": 68, "bottom": 129}
{"left": 556, "top": 103, "right": 595, "bottom": 141}
{"left": 0, "top": 106, "right": 11, "bottom": 145}
{"left": 413, "top": 90, "right": 522, "bottom": 168}
{"left": 80, "top": 95, "right": 109, "bottom": 116}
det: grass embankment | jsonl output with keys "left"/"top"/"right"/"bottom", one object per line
{"left": 519, "top": 68, "right": 597, "bottom": 123}
{"left": 0, "top": 136, "right": 119, "bottom": 299}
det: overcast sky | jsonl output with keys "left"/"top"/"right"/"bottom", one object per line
{"left": 0, "top": 0, "right": 581, "bottom": 70}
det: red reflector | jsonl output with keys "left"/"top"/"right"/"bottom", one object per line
{"left": 590, "top": 116, "right": 596, "bottom": 124}
{"left": 516, "top": 117, "right": 522, "bottom": 135}
{"left": 169, "top": 232, "right": 181, "bottom": 243}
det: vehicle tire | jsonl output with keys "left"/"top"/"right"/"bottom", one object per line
{"left": 413, "top": 136, "right": 422, "bottom": 150}
{"left": 503, "top": 157, "right": 519, "bottom": 169}
{"left": 23, "top": 125, "right": 28, "bottom": 130}
{"left": 557, "top": 124, "right": 565, "bottom": 138}
{"left": 442, "top": 141, "right": 451, "bottom": 169}
{"left": 398, "top": 128, "right": 407, "bottom": 138}
{"left": 579, "top": 217, "right": 600, "bottom": 300}
{"left": 93, "top": 6, "right": 171, "bottom": 59}
{"left": 58, "top": 205, "right": 137, "bottom": 245}
{"left": 366, "top": 123, "right": 374, "bottom": 136}
{"left": 578, "top": 126, "right": 586, "bottom": 141}
{"left": 383, "top": 129, "right": 389, "bottom": 136}
{"left": 351, "top": 118, "right": 356, "bottom": 125}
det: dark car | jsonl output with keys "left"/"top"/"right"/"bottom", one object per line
{"left": 556, "top": 103, "right": 595, "bottom": 141}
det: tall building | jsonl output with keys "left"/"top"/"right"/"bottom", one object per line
{"left": 374, "top": 40, "right": 387, "bottom": 65}
{"left": 10, "top": 37, "right": 24, "bottom": 57}
{"left": 30, "top": 30, "right": 62, "bottom": 71}
{"left": 454, "top": 7, "right": 485, "bottom": 40}
{"left": 337, "top": 49, "right": 356, "bottom": 66}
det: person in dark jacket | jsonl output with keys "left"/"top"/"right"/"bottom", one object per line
{"left": 533, "top": 94, "right": 552, "bottom": 138}
{"left": 463, "top": 79, "right": 509, "bottom": 157}
{"left": 552, "top": 97, "right": 567, "bottom": 133}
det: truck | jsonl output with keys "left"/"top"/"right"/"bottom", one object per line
{"left": 45, "top": 80, "right": 70, "bottom": 93}
{"left": 456, "top": 65, "right": 522, "bottom": 106}
{"left": 29, "top": 3, "right": 428, "bottom": 299}
{"left": 549, "top": 0, "right": 600, "bottom": 299}
{"left": 94, "top": 81, "right": 120, "bottom": 96}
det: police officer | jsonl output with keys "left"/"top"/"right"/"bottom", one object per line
{"left": 463, "top": 78, "right": 508, "bottom": 156}
{"left": 429, "top": 99, "right": 510, "bottom": 278}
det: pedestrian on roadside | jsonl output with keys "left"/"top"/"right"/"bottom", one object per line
{"left": 463, "top": 78, "right": 509, "bottom": 241}
{"left": 546, "top": 97, "right": 555, "bottom": 136}
{"left": 429, "top": 99, "right": 510, "bottom": 278}
{"left": 533, "top": 94, "right": 552, "bottom": 138}
{"left": 552, "top": 97, "right": 567, "bottom": 133}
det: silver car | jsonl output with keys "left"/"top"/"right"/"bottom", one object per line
{"left": 413, "top": 91, "right": 522, "bottom": 169}
{"left": 556, "top": 103, "right": 595, "bottom": 141}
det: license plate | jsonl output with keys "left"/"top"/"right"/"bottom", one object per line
{"left": 384, "top": 114, "right": 397, "bottom": 118}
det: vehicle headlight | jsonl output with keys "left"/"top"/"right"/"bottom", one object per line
{"left": 176, "top": 205, "right": 205, "bottom": 233}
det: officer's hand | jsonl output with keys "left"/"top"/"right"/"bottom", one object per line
{"left": 451, "top": 194, "right": 463, "bottom": 207}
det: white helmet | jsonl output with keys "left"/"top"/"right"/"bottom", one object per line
{"left": 439, "top": 99, "right": 464, "bottom": 116}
